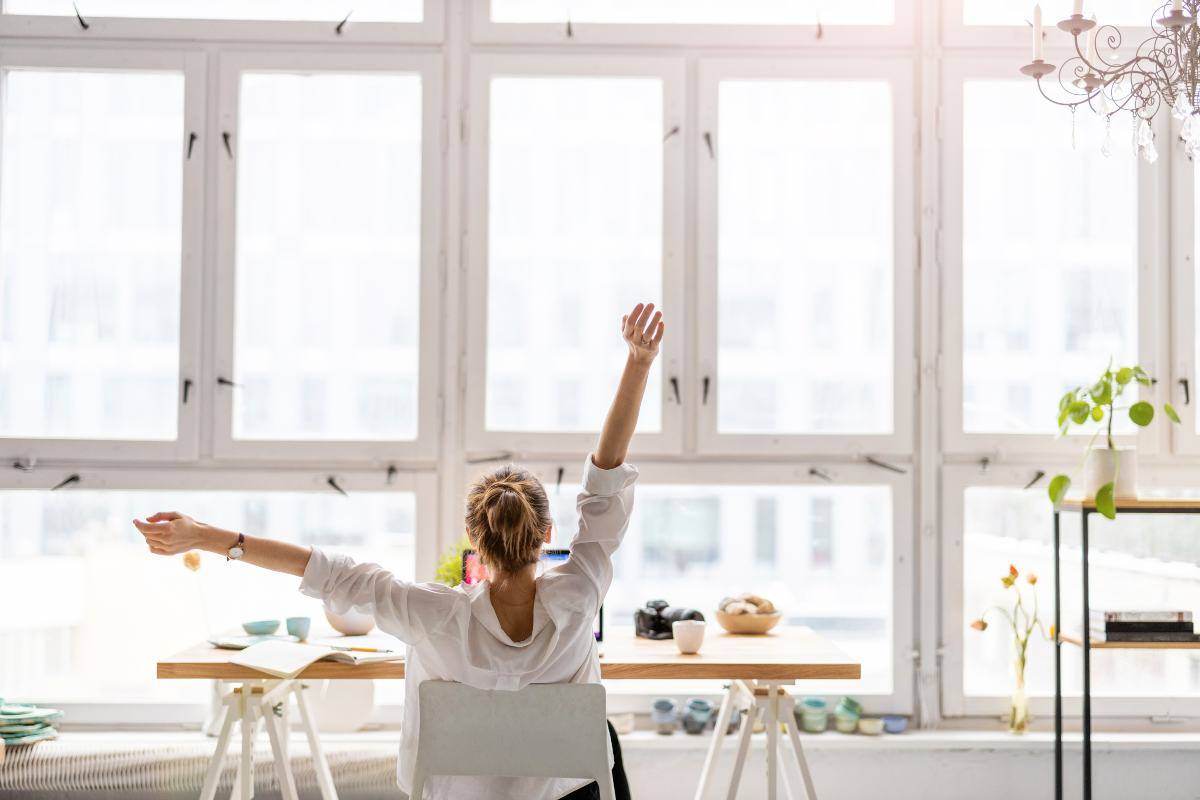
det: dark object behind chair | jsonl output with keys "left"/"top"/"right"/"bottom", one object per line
{"left": 633, "top": 600, "right": 705, "bottom": 640}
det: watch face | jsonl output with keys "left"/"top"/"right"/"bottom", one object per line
{"left": 229, "top": 546, "right": 245, "bottom": 559}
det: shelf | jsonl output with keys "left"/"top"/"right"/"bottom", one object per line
{"left": 1060, "top": 634, "right": 1200, "bottom": 650}
{"left": 1056, "top": 497, "right": 1200, "bottom": 512}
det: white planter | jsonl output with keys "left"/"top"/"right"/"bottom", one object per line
{"left": 1083, "top": 446, "right": 1138, "bottom": 499}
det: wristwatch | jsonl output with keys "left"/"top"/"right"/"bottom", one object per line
{"left": 227, "top": 532, "right": 245, "bottom": 562}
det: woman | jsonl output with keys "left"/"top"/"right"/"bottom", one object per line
{"left": 133, "top": 302, "right": 665, "bottom": 800}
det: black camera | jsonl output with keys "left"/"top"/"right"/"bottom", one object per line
{"left": 634, "top": 599, "right": 705, "bottom": 640}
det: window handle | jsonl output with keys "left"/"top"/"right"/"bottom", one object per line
{"left": 556, "top": 466, "right": 564, "bottom": 490}
{"left": 186, "top": 132, "right": 198, "bottom": 159}
{"left": 216, "top": 376, "right": 241, "bottom": 389}
{"left": 222, "top": 131, "right": 233, "bottom": 159}
{"left": 182, "top": 378, "right": 193, "bottom": 405}
{"left": 1181, "top": 377, "right": 1191, "bottom": 406}
{"left": 864, "top": 456, "right": 906, "bottom": 475}
{"left": 808, "top": 467, "right": 833, "bottom": 483}
{"left": 72, "top": 2, "right": 89, "bottom": 29}
{"left": 52, "top": 473, "right": 80, "bottom": 491}
{"left": 702, "top": 376, "right": 711, "bottom": 405}
{"left": 663, "top": 125, "right": 680, "bottom": 143}
{"left": 670, "top": 376, "right": 681, "bottom": 404}
{"left": 1024, "top": 470, "right": 1046, "bottom": 490}
{"left": 327, "top": 476, "right": 348, "bottom": 496}
{"left": 335, "top": 10, "right": 351, "bottom": 34}
{"left": 703, "top": 131, "right": 715, "bottom": 159}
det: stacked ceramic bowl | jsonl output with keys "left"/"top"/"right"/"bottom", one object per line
{"left": 0, "top": 699, "right": 62, "bottom": 747}
{"left": 797, "top": 697, "right": 829, "bottom": 733}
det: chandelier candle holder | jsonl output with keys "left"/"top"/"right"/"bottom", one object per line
{"left": 1020, "top": 0, "right": 1200, "bottom": 163}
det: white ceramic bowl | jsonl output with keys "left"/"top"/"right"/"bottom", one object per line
{"left": 324, "top": 608, "right": 375, "bottom": 636}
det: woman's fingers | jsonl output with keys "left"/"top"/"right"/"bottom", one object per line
{"left": 148, "top": 511, "right": 181, "bottom": 522}
{"left": 133, "top": 519, "right": 171, "bottom": 535}
{"left": 651, "top": 320, "right": 665, "bottom": 345}
{"left": 643, "top": 311, "right": 662, "bottom": 340}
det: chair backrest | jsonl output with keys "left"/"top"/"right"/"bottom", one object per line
{"left": 410, "top": 680, "right": 613, "bottom": 799}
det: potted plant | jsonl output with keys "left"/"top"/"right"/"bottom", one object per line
{"left": 434, "top": 537, "right": 471, "bottom": 586}
{"left": 1047, "top": 363, "right": 1179, "bottom": 519}
{"left": 970, "top": 565, "right": 1049, "bottom": 734}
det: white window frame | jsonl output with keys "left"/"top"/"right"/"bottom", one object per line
{"left": 463, "top": 54, "right": 687, "bottom": 459}
{"left": 0, "top": 1, "right": 443, "bottom": 44}
{"left": 1167, "top": 115, "right": 1200, "bottom": 455}
{"left": 486, "top": 458, "right": 916, "bottom": 715}
{"left": 939, "top": 53, "right": 1167, "bottom": 459}
{"left": 939, "top": 0, "right": 1156, "bottom": 50}
{"left": 694, "top": 56, "right": 917, "bottom": 458}
{"left": 0, "top": 45, "right": 206, "bottom": 464}
{"left": 941, "top": 461, "right": 1200, "bottom": 719}
{"left": 0, "top": 464, "right": 438, "bottom": 725}
{"left": 210, "top": 51, "right": 443, "bottom": 464}
{"left": 470, "top": 0, "right": 916, "bottom": 49}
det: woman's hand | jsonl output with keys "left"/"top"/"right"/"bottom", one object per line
{"left": 133, "top": 511, "right": 220, "bottom": 556}
{"left": 622, "top": 302, "right": 664, "bottom": 365}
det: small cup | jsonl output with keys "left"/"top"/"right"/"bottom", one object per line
{"left": 286, "top": 616, "right": 312, "bottom": 641}
{"left": 672, "top": 620, "right": 707, "bottom": 654}
{"left": 651, "top": 698, "right": 678, "bottom": 735}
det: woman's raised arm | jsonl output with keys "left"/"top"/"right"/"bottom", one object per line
{"left": 592, "top": 302, "right": 665, "bottom": 470}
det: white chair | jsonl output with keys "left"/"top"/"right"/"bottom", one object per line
{"left": 409, "top": 680, "right": 615, "bottom": 800}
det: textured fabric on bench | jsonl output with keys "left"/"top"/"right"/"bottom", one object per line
{"left": 0, "top": 731, "right": 399, "bottom": 798}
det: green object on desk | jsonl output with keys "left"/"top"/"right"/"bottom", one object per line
{"left": 1, "top": 721, "right": 52, "bottom": 737}
{"left": 0, "top": 707, "right": 62, "bottom": 724}
{"left": 2, "top": 727, "right": 58, "bottom": 746}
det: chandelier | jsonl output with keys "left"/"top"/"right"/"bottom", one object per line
{"left": 1020, "top": 0, "right": 1200, "bottom": 163}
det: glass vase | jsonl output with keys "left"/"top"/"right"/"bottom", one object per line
{"left": 1009, "top": 657, "right": 1030, "bottom": 734}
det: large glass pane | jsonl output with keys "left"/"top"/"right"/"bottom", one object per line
{"left": 492, "top": 0, "right": 892, "bottom": 25}
{"left": 963, "top": 487, "right": 1200, "bottom": 698}
{"left": 547, "top": 482, "right": 894, "bottom": 694}
{"left": 718, "top": 80, "right": 892, "bottom": 435}
{"left": 962, "top": 81, "right": 1137, "bottom": 434}
{"left": 486, "top": 76, "right": 663, "bottom": 433}
{"left": 0, "top": 69, "right": 184, "bottom": 440}
{"left": 5, "top": 1, "right": 421, "bottom": 22}
{"left": 0, "top": 488, "right": 415, "bottom": 703}
{"left": 233, "top": 73, "right": 422, "bottom": 441}
{"left": 964, "top": 0, "right": 1150, "bottom": 27}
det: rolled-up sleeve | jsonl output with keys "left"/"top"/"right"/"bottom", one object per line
{"left": 562, "top": 456, "right": 638, "bottom": 600}
{"left": 300, "top": 548, "right": 459, "bottom": 645}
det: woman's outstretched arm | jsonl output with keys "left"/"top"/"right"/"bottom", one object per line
{"left": 593, "top": 302, "right": 664, "bottom": 470}
{"left": 133, "top": 512, "right": 312, "bottom": 576}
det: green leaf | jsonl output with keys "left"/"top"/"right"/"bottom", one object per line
{"left": 1059, "top": 391, "right": 1075, "bottom": 413}
{"left": 1096, "top": 482, "right": 1117, "bottom": 520}
{"left": 1069, "top": 401, "right": 1092, "bottom": 425}
{"left": 1129, "top": 401, "right": 1155, "bottom": 426}
{"left": 1165, "top": 402, "right": 1182, "bottom": 424}
{"left": 1089, "top": 379, "right": 1112, "bottom": 406}
{"left": 1090, "top": 406, "right": 1104, "bottom": 422}
{"left": 1048, "top": 474, "right": 1071, "bottom": 506}
{"left": 1116, "top": 367, "right": 1133, "bottom": 385}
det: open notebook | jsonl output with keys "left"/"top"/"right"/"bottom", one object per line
{"left": 230, "top": 637, "right": 403, "bottom": 679}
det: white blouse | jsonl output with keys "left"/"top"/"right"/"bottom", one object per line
{"left": 299, "top": 457, "right": 638, "bottom": 800}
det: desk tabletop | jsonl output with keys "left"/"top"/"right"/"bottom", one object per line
{"left": 157, "top": 626, "right": 860, "bottom": 682}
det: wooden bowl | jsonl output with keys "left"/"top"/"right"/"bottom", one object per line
{"left": 715, "top": 610, "right": 782, "bottom": 635}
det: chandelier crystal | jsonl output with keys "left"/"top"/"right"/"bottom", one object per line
{"left": 1020, "top": 0, "right": 1200, "bottom": 162}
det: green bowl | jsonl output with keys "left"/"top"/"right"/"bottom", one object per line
{"left": 242, "top": 619, "right": 280, "bottom": 636}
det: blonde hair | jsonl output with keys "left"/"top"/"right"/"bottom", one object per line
{"left": 465, "top": 465, "right": 551, "bottom": 575}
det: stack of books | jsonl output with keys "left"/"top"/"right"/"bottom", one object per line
{"left": 1089, "top": 610, "right": 1199, "bottom": 643}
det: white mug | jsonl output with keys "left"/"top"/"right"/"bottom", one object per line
{"left": 672, "top": 620, "right": 707, "bottom": 655}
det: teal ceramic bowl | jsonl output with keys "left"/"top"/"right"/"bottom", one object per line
{"left": 835, "top": 696, "right": 863, "bottom": 718}
{"left": 242, "top": 619, "right": 280, "bottom": 636}
{"left": 286, "top": 616, "right": 311, "bottom": 640}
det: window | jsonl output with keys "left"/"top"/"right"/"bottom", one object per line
{"left": 490, "top": 0, "right": 893, "bottom": 25}
{"left": 0, "top": 68, "right": 185, "bottom": 440}
{"left": 960, "top": 486, "right": 1200, "bottom": 700}
{"left": 961, "top": 0, "right": 1150, "bottom": 27}
{"left": 473, "top": 60, "right": 684, "bottom": 451}
{"left": 0, "top": 485, "right": 416, "bottom": 703}
{"left": 959, "top": 79, "right": 1138, "bottom": 436}
{"left": 229, "top": 71, "right": 424, "bottom": 442}
{"left": 714, "top": 79, "right": 893, "bottom": 436}
{"left": 549, "top": 479, "right": 898, "bottom": 696}
{"left": 5, "top": 1, "right": 423, "bottom": 22}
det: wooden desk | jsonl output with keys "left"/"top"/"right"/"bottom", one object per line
{"left": 159, "top": 627, "right": 859, "bottom": 800}
{"left": 158, "top": 626, "right": 860, "bottom": 682}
